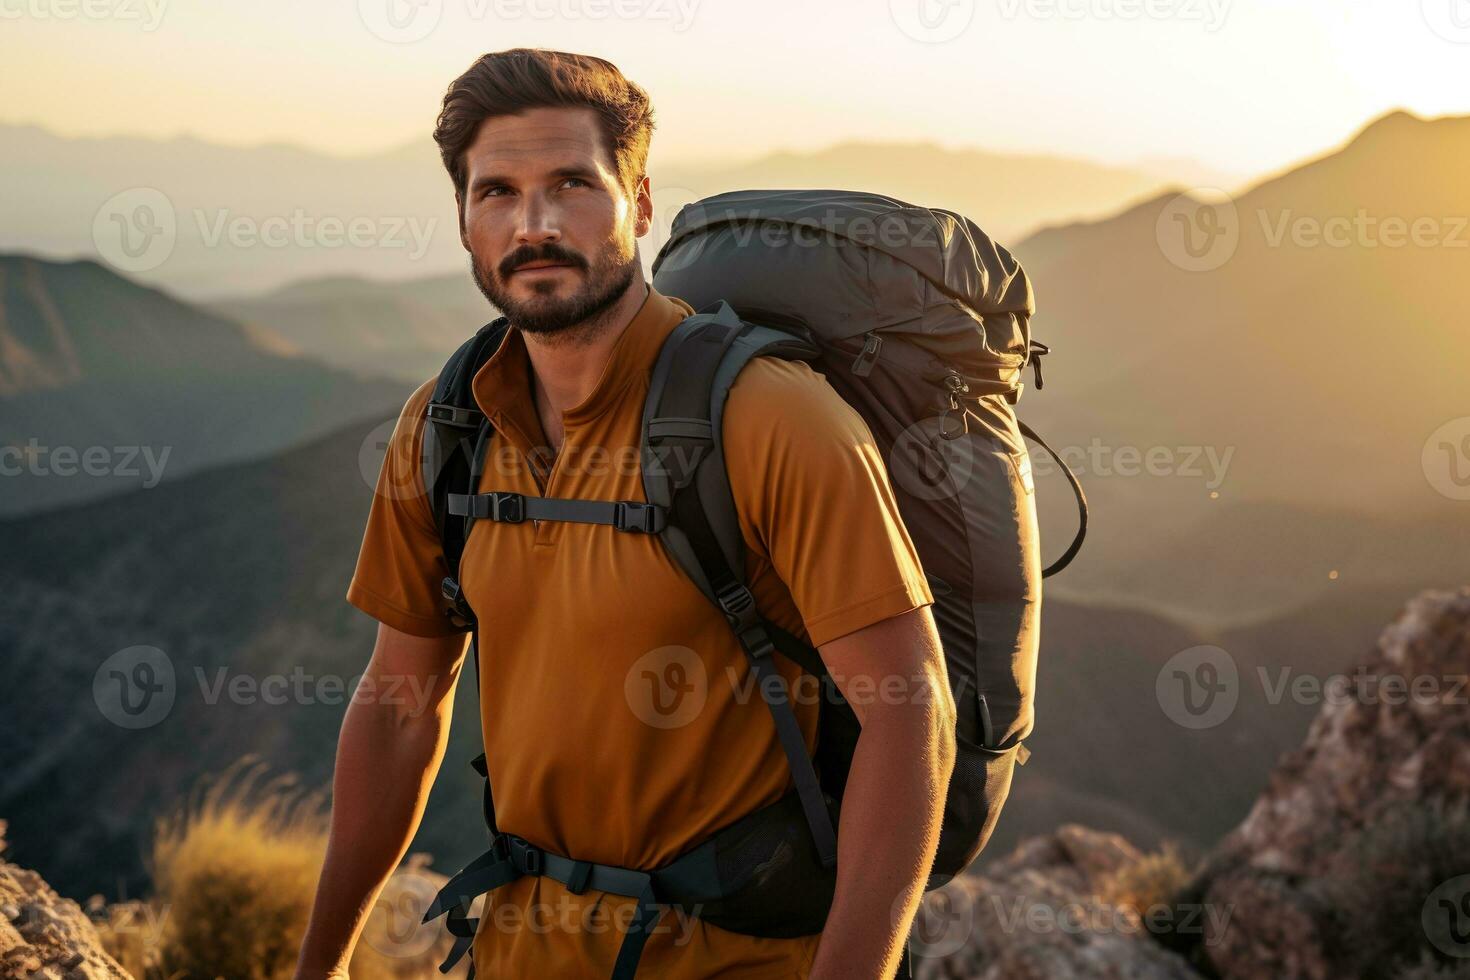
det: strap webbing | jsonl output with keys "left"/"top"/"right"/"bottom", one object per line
{"left": 423, "top": 833, "right": 714, "bottom": 980}
{"left": 671, "top": 483, "right": 838, "bottom": 870}
{"left": 446, "top": 491, "right": 666, "bottom": 533}
{"left": 1017, "top": 419, "right": 1088, "bottom": 577}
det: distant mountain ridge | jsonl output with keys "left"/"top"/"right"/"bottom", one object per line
{"left": 208, "top": 271, "right": 493, "bottom": 384}
{"left": 1010, "top": 109, "right": 1470, "bottom": 620}
{"left": 0, "top": 253, "right": 408, "bottom": 515}
{"left": 1, "top": 121, "right": 1216, "bottom": 298}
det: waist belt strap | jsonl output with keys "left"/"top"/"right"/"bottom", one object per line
{"left": 424, "top": 833, "right": 722, "bottom": 979}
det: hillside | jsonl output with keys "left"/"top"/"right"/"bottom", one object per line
{"left": 207, "top": 272, "right": 492, "bottom": 385}
{"left": 0, "top": 416, "right": 1389, "bottom": 900}
{"left": 0, "top": 254, "right": 408, "bottom": 515}
{"left": 1012, "top": 110, "right": 1470, "bottom": 621}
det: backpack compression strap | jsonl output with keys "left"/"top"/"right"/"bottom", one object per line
{"left": 640, "top": 302, "right": 839, "bottom": 870}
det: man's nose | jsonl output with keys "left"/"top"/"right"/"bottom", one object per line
{"left": 515, "top": 193, "right": 561, "bottom": 245}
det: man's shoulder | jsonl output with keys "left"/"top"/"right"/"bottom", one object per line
{"left": 724, "top": 356, "right": 865, "bottom": 439}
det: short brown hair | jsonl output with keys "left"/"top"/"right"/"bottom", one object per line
{"left": 433, "top": 48, "right": 655, "bottom": 202}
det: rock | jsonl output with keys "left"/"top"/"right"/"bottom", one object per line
{"left": 1191, "top": 588, "right": 1470, "bottom": 980}
{"left": 0, "top": 821, "right": 132, "bottom": 979}
{"left": 913, "top": 824, "right": 1198, "bottom": 980}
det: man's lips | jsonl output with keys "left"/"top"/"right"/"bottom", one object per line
{"left": 511, "top": 261, "right": 577, "bottom": 274}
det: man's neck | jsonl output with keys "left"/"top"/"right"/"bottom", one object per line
{"left": 523, "top": 277, "right": 650, "bottom": 444}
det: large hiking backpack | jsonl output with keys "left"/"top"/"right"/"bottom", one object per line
{"left": 418, "top": 189, "right": 1086, "bottom": 980}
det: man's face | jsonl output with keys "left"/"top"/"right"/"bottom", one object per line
{"left": 458, "top": 106, "right": 652, "bottom": 335}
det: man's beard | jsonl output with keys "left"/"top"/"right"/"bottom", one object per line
{"left": 471, "top": 237, "right": 638, "bottom": 339}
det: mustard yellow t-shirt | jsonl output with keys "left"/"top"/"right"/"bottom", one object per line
{"left": 349, "top": 285, "right": 932, "bottom": 978}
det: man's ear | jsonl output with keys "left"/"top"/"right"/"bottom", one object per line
{"left": 633, "top": 174, "right": 653, "bottom": 238}
{"left": 456, "top": 191, "right": 470, "bottom": 252}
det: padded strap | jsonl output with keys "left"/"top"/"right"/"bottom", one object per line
{"left": 641, "top": 302, "right": 837, "bottom": 869}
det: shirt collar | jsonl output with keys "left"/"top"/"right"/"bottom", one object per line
{"left": 471, "top": 283, "right": 694, "bottom": 445}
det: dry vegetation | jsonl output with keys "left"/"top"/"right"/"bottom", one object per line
{"left": 97, "top": 759, "right": 449, "bottom": 980}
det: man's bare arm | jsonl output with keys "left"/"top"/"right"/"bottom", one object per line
{"left": 294, "top": 623, "right": 470, "bottom": 980}
{"left": 808, "top": 605, "right": 956, "bottom": 980}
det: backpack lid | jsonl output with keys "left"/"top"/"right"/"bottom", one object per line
{"left": 654, "top": 189, "right": 1034, "bottom": 320}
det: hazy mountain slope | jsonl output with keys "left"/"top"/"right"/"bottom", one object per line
{"left": 1011, "top": 110, "right": 1470, "bottom": 620}
{"left": 208, "top": 272, "right": 493, "bottom": 383}
{"left": 0, "top": 254, "right": 408, "bottom": 515}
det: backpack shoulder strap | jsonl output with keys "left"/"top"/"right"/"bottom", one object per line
{"left": 642, "top": 301, "right": 838, "bottom": 869}
{"left": 641, "top": 301, "right": 818, "bottom": 605}
{"left": 423, "top": 317, "right": 510, "bottom": 622}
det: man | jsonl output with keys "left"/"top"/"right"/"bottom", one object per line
{"left": 296, "top": 48, "right": 955, "bottom": 980}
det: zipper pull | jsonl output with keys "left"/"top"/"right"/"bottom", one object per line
{"left": 850, "top": 332, "right": 883, "bottom": 377}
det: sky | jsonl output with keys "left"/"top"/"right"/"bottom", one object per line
{"left": 3, "top": 0, "right": 1470, "bottom": 180}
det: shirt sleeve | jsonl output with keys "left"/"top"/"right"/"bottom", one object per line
{"left": 346, "top": 378, "right": 468, "bottom": 638}
{"left": 722, "top": 357, "right": 933, "bottom": 648}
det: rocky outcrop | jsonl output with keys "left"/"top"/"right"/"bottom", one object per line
{"left": 914, "top": 825, "right": 1197, "bottom": 979}
{"left": 914, "top": 588, "right": 1470, "bottom": 980}
{"left": 0, "top": 822, "right": 132, "bottom": 979}
{"left": 1189, "top": 588, "right": 1470, "bottom": 979}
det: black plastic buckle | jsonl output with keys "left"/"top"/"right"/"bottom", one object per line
{"left": 441, "top": 577, "right": 474, "bottom": 626}
{"left": 426, "top": 403, "right": 485, "bottom": 429}
{"left": 613, "top": 501, "right": 663, "bottom": 533}
{"left": 519, "top": 842, "right": 543, "bottom": 876}
{"left": 489, "top": 492, "right": 525, "bottom": 524}
{"left": 716, "top": 583, "right": 757, "bottom": 624}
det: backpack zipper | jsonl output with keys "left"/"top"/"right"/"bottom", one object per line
{"left": 850, "top": 332, "right": 883, "bottom": 376}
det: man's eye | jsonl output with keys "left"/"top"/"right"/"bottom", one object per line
{"left": 481, "top": 185, "right": 509, "bottom": 199}
{"left": 560, "top": 177, "right": 588, "bottom": 190}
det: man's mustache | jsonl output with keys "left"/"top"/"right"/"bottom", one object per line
{"left": 498, "top": 244, "right": 588, "bottom": 279}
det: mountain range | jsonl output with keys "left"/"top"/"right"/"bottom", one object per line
{"left": 0, "top": 122, "right": 1225, "bottom": 299}
{"left": 0, "top": 254, "right": 408, "bottom": 516}
{"left": 0, "top": 414, "right": 1384, "bottom": 900}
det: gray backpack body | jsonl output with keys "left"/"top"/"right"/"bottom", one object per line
{"left": 419, "top": 189, "right": 1085, "bottom": 980}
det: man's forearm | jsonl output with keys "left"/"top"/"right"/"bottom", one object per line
{"left": 295, "top": 682, "right": 454, "bottom": 978}
{"left": 809, "top": 688, "right": 955, "bottom": 980}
